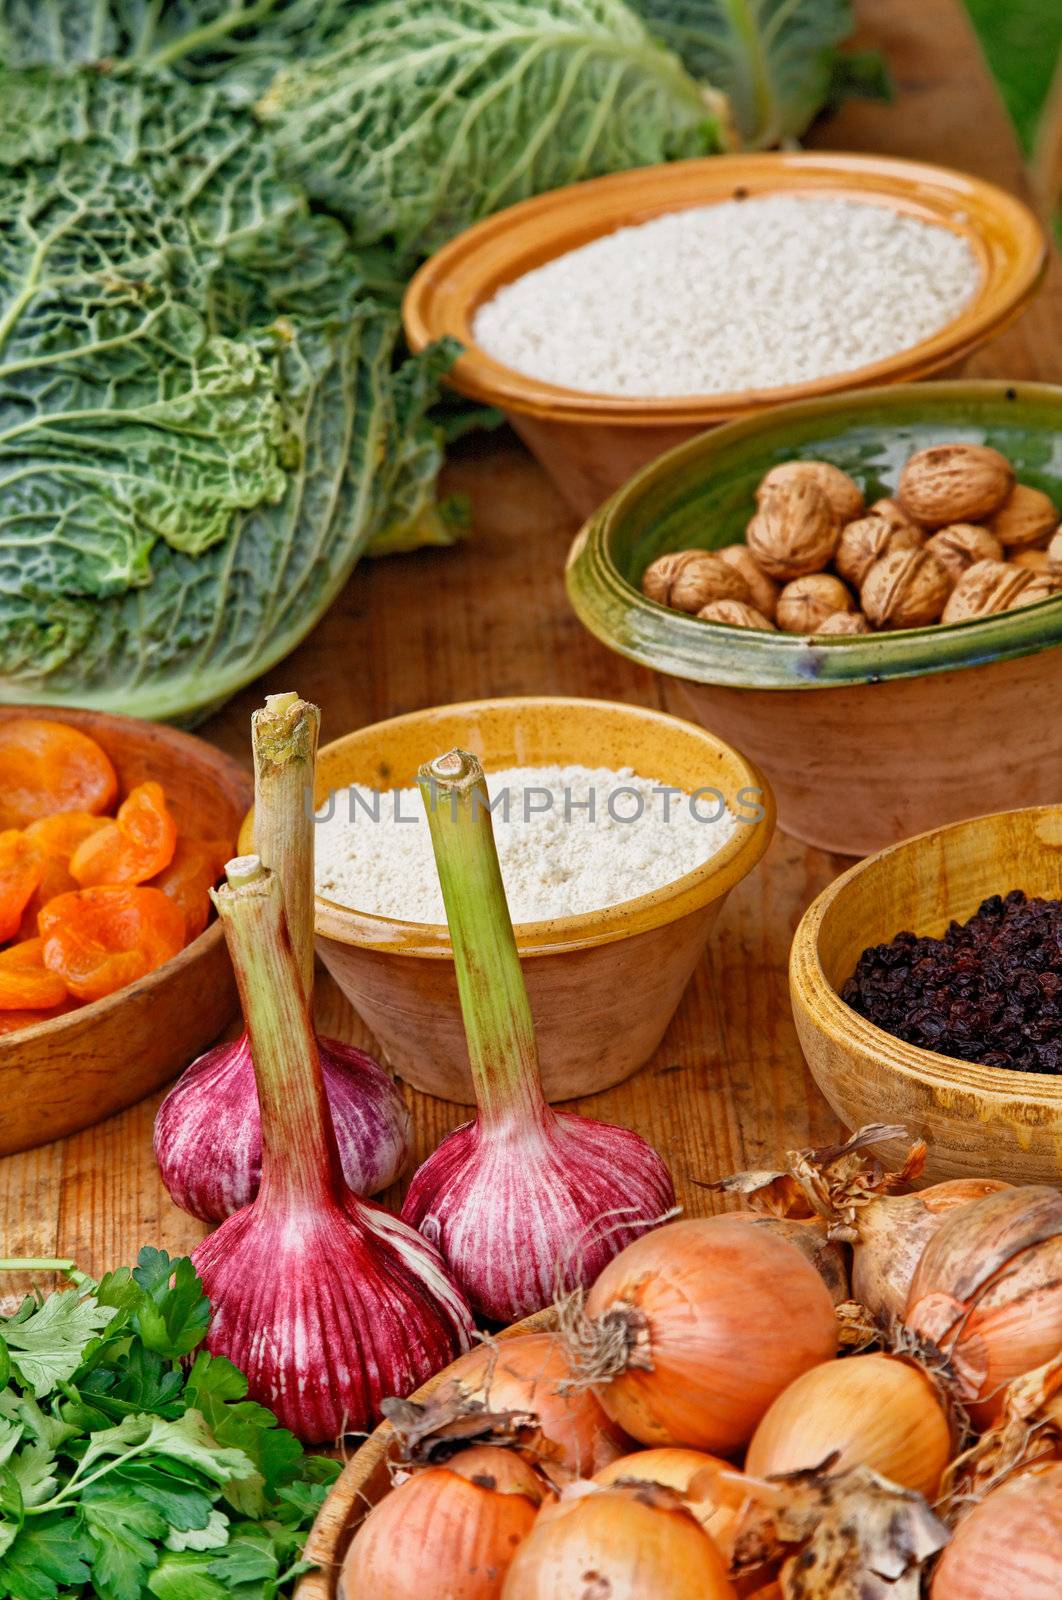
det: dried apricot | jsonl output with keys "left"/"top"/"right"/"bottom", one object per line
{"left": 151, "top": 837, "right": 230, "bottom": 941}
{"left": 17, "top": 814, "right": 111, "bottom": 937}
{"left": 0, "top": 830, "right": 44, "bottom": 942}
{"left": 69, "top": 782, "right": 177, "bottom": 888}
{"left": 40, "top": 887, "right": 185, "bottom": 1003}
{"left": 0, "top": 939, "right": 68, "bottom": 1010}
{"left": 0, "top": 720, "right": 118, "bottom": 829}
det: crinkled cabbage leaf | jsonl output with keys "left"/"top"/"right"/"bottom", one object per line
{"left": 0, "top": 70, "right": 448, "bottom": 721}
{"left": 256, "top": 0, "right": 725, "bottom": 270}
{"left": 632, "top": 0, "right": 855, "bottom": 146}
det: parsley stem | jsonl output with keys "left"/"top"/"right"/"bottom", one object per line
{"left": 0, "top": 1258, "right": 75, "bottom": 1272}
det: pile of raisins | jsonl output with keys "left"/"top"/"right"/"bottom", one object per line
{"left": 842, "top": 889, "right": 1062, "bottom": 1075}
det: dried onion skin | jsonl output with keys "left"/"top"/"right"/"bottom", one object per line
{"left": 931, "top": 1460, "right": 1062, "bottom": 1600}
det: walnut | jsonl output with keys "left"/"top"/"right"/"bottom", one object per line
{"left": 1050, "top": 529, "right": 1062, "bottom": 576}
{"left": 897, "top": 443, "right": 1014, "bottom": 528}
{"left": 815, "top": 611, "right": 873, "bottom": 636}
{"left": 1011, "top": 547, "right": 1050, "bottom": 573}
{"left": 641, "top": 550, "right": 750, "bottom": 613}
{"left": 776, "top": 574, "right": 854, "bottom": 634}
{"left": 757, "top": 460, "right": 864, "bottom": 525}
{"left": 861, "top": 549, "right": 952, "bottom": 629}
{"left": 835, "top": 516, "right": 923, "bottom": 588}
{"left": 696, "top": 599, "right": 776, "bottom": 630}
{"left": 746, "top": 480, "right": 839, "bottom": 580}
{"left": 717, "top": 544, "right": 780, "bottom": 621}
{"left": 868, "top": 498, "right": 923, "bottom": 538}
{"left": 924, "top": 524, "right": 1004, "bottom": 583}
{"left": 1011, "top": 573, "right": 1062, "bottom": 609}
{"left": 986, "top": 484, "right": 1059, "bottom": 550}
{"left": 941, "top": 559, "right": 1034, "bottom": 624}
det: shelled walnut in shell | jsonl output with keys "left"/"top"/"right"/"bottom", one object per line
{"left": 640, "top": 444, "right": 1061, "bottom": 636}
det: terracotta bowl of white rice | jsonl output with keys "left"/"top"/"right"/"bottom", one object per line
{"left": 287, "top": 696, "right": 774, "bottom": 1103}
{"left": 404, "top": 152, "right": 1045, "bottom": 518}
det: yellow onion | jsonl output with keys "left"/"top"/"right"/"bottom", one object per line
{"left": 594, "top": 1448, "right": 739, "bottom": 1556}
{"left": 852, "top": 1178, "right": 1010, "bottom": 1320}
{"left": 745, "top": 1353, "right": 953, "bottom": 1499}
{"left": 568, "top": 1217, "right": 838, "bottom": 1453}
{"left": 906, "top": 1185, "right": 1062, "bottom": 1425}
{"left": 339, "top": 1445, "right": 544, "bottom": 1600}
{"left": 931, "top": 1459, "right": 1062, "bottom": 1600}
{"left": 500, "top": 1482, "right": 736, "bottom": 1599}
{"left": 449, "top": 1332, "right": 628, "bottom": 1479}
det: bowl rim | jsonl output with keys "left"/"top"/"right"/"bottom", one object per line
{"left": 403, "top": 151, "right": 1047, "bottom": 425}
{"left": 309, "top": 695, "right": 776, "bottom": 957}
{"left": 0, "top": 705, "right": 251, "bottom": 1049}
{"left": 565, "top": 377, "right": 1062, "bottom": 691}
{"left": 789, "top": 802, "right": 1062, "bottom": 1109}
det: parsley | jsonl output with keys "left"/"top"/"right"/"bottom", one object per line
{"left": 0, "top": 1252, "right": 339, "bottom": 1600}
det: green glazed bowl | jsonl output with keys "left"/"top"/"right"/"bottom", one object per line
{"left": 566, "top": 380, "right": 1062, "bottom": 855}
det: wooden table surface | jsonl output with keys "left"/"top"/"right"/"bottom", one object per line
{"left": 4, "top": 0, "right": 1061, "bottom": 1283}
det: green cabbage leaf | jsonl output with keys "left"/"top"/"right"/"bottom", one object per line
{"left": 0, "top": 70, "right": 447, "bottom": 722}
{"left": 256, "top": 0, "right": 725, "bottom": 271}
{"left": 632, "top": 0, "right": 856, "bottom": 146}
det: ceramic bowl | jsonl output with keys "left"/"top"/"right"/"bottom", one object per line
{"left": 295, "top": 1310, "right": 554, "bottom": 1599}
{"left": 404, "top": 152, "right": 1046, "bottom": 516}
{"left": 0, "top": 706, "right": 251, "bottom": 1155}
{"left": 299, "top": 696, "right": 774, "bottom": 1103}
{"left": 567, "top": 379, "right": 1062, "bottom": 857}
{"left": 790, "top": 804, "right": 1062, "bottom": 1183}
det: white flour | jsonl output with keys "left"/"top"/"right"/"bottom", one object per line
{"left": 314, "top": 764, "right": 738, "bottom": 924}
{"left": 472, "top": 195, "right": 979, "bottom": 398}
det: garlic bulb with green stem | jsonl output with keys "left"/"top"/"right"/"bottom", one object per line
{"left": 155, "top": 692, "right": 410, "bottom": 1219}
{"left": 400, "top": 749, "right": 675, "bottom": 1322}
{"left": 192, "top": 856, "right": 473, "bottom": 1444}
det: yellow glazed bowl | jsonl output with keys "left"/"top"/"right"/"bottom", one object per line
{"left": 404, "top": 152, "right": 1046, "bottom": 516}
{"left": 790, "top": 804, "right": 1062, "bottom": 1183}
{"left": 291, "top": 696, "right": 773, "bottom": 1103}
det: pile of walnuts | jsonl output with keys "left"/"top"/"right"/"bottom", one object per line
{"left": 640, "top": 444, "right": 1062, "bottom": 636}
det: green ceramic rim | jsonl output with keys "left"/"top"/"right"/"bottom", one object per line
{"left": 566, "top": 379, "right": 1062, "bottom": 691}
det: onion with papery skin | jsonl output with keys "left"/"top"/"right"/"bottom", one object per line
{"left": 906, "top": 1185, "right": 1062, "bottom": 1426}
{"left": 745, "top": 1353, "right": 953, "bottom": 1499}
{"left": 449, "top": 1332, "right": 628, "bottom": 1480}
{"left": 566, "top": 1217, "right": 838, "bottom": 1453}
{"left": 401, "top": 751, "right": 675, "bottom": 1322}
{"left": 155, "top": 694, "right": 409, "bottom": 1220}
{"left": 594, "top": 1448, "right": 739, "bottom": 1555}
{"left": 339, "top": 1445, "right": 545, "bottom": 1600}
{"left": 931, "top": 1460, "right": 1062, "bottom": 1600}
{"left": 501, "top": 1482, "right": 737, "bottom": 1600}
{"left": 192, "top": 858, "right": 472, "bottom": 1444}
{"left": 851, "top": 1178, "right": 1010, "bottom": 1321}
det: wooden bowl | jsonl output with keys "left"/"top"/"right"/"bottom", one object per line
{"left": 297, "top": 1310, "right": 556, "bottom": 1600}
{"left": 404, "top": 153, "right": 1046, "bottom": 516}
{"left": 301, "top": 697, "right": 774, "bottom": 1102}
{"left": 0, "top": 707, "right": 251, "bottom": 1154}
{"left": 789, "top": 804, "right": 1062, "bottom": 1183}
{"left": 567, "top": 379, "right": 1062, "bottom": 857}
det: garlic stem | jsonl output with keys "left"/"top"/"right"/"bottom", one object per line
{"left": 251, "top": 692, "right": 319, "bottom": 1001}
{"left": 418, "top": 750, "right": 549, "bottom": 1132}
{"left": 212, "top": 857, "right": 341, "bottom": 1209}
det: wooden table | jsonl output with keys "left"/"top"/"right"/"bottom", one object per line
{"left": 4, "top": 0, "right": 1060, "bottom": 1282}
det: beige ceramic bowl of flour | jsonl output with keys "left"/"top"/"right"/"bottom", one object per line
{"left": 303, "top": 696, "right": 774, "bottom": 1103}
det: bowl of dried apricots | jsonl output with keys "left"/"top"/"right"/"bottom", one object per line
{"left": 0, "top": 706, "right": 252, "bottom": 1155}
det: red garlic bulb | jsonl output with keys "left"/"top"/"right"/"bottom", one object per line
{"left": 401, "top": 751, "right": 675, "bottom": 1322}
{"left": 192, "top": 857, "right": 472, "bottom": 1444}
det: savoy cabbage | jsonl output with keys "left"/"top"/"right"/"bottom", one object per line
{"left": 0, "top": 69, "right": 447, "bottom": 720}
{"left": 256, "top": 0, "right": 724, "bottom": 271}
